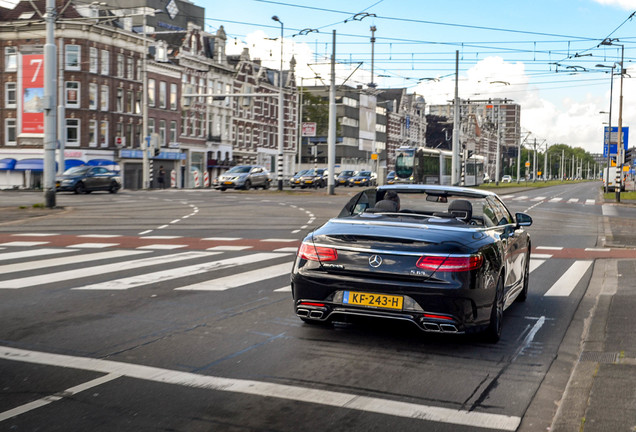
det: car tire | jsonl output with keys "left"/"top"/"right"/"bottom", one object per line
{"left": 109, "top": 182, "right": 119, "bottom": 194}
{"left": 219, "top": 187, "right": 226, "bottom": 191}
{"left": 516, "top": 250, "right": 530, "bottom": 302}
{"left": 484, "top": 276, "right": 504, "bottom": 343}
{"left": 263, "top": 181, "right": 270, "bottom": 190}
{"left": 74, "top": 182, "right": 86, "bottom": 194}
{"left": 244, "top": 180, "right": 251, "bottom": 190}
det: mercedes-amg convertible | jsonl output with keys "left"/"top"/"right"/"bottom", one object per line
{"left": 291, "top": 185, "right": 533, "bottom": 342}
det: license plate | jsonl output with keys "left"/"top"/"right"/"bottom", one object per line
{"left": 343, "top": 291, "right": 403, "bottom": 310}
{"left": 224, "top": 181, "right": 233, "bottom": 185}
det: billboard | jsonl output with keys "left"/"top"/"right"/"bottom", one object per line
{"left": 20, "top": 53, "right": 45, "bottom": 135}
{"left": 359, "top": 94, "right": 376, "bottom": 151}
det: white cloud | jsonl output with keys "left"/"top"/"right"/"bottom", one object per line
{"left": 591, "top": 0, "right": 636, "bottom": 9}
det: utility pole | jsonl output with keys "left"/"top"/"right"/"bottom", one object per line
{"left": 327, "top": 30, "right": 336, "bottom": 195}
{"left": 451, "top": 50, "right": 460, "bottom": 185}
{"left": 43, "top": 0, "right": 57, "bottom": 208}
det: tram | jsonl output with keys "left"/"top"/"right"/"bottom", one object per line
{"left": 395, "top": 147, "right": 485, "bottom": 187}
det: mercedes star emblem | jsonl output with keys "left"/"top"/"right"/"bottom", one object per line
{"left": 369, "top": 255, "right": 383, "bottom": 268}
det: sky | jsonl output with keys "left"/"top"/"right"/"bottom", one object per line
{"left": 204, "top": 0, "right": 636, "bottom": 154}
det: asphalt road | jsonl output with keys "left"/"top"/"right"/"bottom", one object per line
{"left": 0, "top": 183, "right": 631, "bottom": 431}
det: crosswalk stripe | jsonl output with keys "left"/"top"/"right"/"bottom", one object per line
{"left": 568, "top": 198, "right": 579, "bottom": 203}
{"left": 531, "top": 196, "right": 546, "bottom": 201}
{"left": 76, "top": 253, "right": 287, "bottom": 291}
{"left": 0, "top": 250, "right": 147, "bottom": 275}
{"left": 2, "top": 251, "right": 217, "bottom": 289}
{"left": 69, "top": 243, "right": 120, "bottom": 249}
{"left": 513, "top": 196, "right": 528, "bottom": 201}
{"left": 0, "top": 241, "right": 49, "bottom": 247}
{"left": 585, "top": 199, "right": 595, "bottom": 205}
{"left": 529, "top": 259, "right": 546, "bottom": 273}
{"left": 544, "top": 261, "right": 593, "bottom": 297}
{"left": 175, "top": 262, "right": 293, "bottom": 291}
{"left": 549, "top": 198, "right": 562, "bottom": 202}
{"left": 0, "top": 248, "right": 75, "bottom": 262}
{"left": 274, "top": 286, "right": 291, "bottom": 292}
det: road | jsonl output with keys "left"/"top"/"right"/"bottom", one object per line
{"left": 0, "top": 183, "right": 634, "bottom": 431}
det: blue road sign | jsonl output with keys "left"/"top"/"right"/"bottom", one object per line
{"left": 603, "top": 126, "right": 629, "bottom": 157}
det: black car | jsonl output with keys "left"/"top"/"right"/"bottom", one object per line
{"left": 291, "top": 185, "right": 533, "bottom": 342}
{"left": 294, "top": 168, "right": 327, "bottom": 188}
{"left": 335, "top": 170, "right": 356, "bottom": 187}
{"left": 56, "top": 166, "right": 121, "bottom": 194}
{"left": 348, "top": 170, "right": 376, "bottom": 187}
{"left": 386, "top": 170, "right": 398, "bottom": 184}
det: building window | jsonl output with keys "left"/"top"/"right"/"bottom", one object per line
{"left": 116, "top": 88, "right": 123, "bottom": 112}
{"left": 148, "top": 79, "right": 155, "bottom": 107}
{"left": 100, "top": 121, "right": 108, "bottom": 147}
{"left": 100, "top": 85, "right": 109, "bottom": 111}
{"left": 170, "top": 120, "right": 177, "bottom": 143}
{"left": 89, "top": 47, "right": 98, "bottom": 73}
{"left": 135, "top": 91, "right": 141, "bottom": 114}
{"left": 5, "top": 82, "right": 16, "bottom": 108}
{"left": 66, "top": 119, "right": 80, "bottom": 146}
{"left": 126, "top": 90, "right": 133, "bottom": 113}
{"left": 170, "top": 83, "right": 177, "bottom": 110}
{"left": 116, "top": 54, "right": 124, "bottom": 77}
{"left": 65, "top": 81, "right": 80, "bottom": 108}
{"left": 88, "top": 83, "right": 97, "bottom": 110}
{"left": 65, "top": 45, "right": 81, "bottom": 71}
{"left": 159, "top": 81, "right": 166, "bottom": 108}
{"left": 5, "top": 47, "right": 17, "bottom": 72}
{"left": 148, "top": 118, "right": 155, "bottom": 134}
{"left": 88, "top": 120, "right": 97, "bottom": 147}
{"left": 159, "top": 120, "right": 166, "bottom": 146}
{"left": 127, "top": 57, "right": 133, "bottom": 79}
{"left": 100, "top": 50, "right": 109, "bottom": 75}
{"left": 5, "top": 118, "right": 16, "bottom": 145}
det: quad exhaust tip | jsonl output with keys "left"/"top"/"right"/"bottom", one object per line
{"left": 296, "top": 308, "right": 325, "bottom": 320}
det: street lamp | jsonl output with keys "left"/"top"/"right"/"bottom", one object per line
{"left": 596, "top": 63, "right": 616, "bottom": 193}
{"left": 272, "top": 15, "right": 284, "bottom": 191}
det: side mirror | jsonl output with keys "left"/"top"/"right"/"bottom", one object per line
{"left": 516, "top": 212, "right": 533, "bottom": 227}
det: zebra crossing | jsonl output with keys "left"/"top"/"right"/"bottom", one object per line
{"left": 0, "top": 243, "right": 593, "bottom": 299}
{"left": 500, "top": 195, "right": 597, "bottom": 205}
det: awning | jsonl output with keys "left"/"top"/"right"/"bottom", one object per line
{"left": 65, "top": 159, "right": 85, "bottom": 170}
{"left": 0, "top": 158, "right": 16, "bottom": 170}
{"left": 14, "top": 158, "right": 45, "bottom": 172}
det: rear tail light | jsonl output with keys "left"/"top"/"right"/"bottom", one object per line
{"left": 299, "top": 301, "right": 326, "bottom": 307}
{"left": 416, "top": 254, "right": 483, "bottom": 272}
{"left": 298, "top": 243, "right": 338, "bottom": 262}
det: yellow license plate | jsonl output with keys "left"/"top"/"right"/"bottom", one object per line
{"left": 224, "top": 181, "right": 233, "bottom": 185}
{"left": 343, "top": 291, "right": 403, "bottom": 310}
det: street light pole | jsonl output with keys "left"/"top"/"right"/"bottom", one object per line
{"left": 272, "top": 15, "right": 284, "bottom": 191}
{"left": 597, "top": 63, "right": 615, "bottom": 193}
{"left": 43, "top": 0, "right": 57, "bottom": 208}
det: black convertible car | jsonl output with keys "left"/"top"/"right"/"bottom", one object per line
{"left": 291, "top": 185, "right": 532, "bottom": 342}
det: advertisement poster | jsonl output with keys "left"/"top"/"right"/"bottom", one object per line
{"left": 21, "top": 53, "right": 45, "bottom": 134}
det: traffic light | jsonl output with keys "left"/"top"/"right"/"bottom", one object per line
{"left": 625, "top": 147, "right": 635, "bottom": 166}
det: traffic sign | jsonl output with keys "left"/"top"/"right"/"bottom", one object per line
{"left": 302, "top": 122, "right": 317, "bottom": 137}
{"left": 603, "top": 126, "right": 629, "bottom": 157}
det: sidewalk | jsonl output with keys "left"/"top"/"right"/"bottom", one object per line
{"left": 524, "top": 200, "right": 636, "bottom": 431}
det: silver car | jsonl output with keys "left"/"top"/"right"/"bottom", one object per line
{"left": 213, "top": 165, "right": 271, "bottom": 190}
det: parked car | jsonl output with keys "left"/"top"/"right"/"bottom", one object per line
{"left": 348, "top": 170, "right": 376, "bottom": 187}
{"left": 335, "top": 170, "right": 356, "bottom": 187}
{"left": 386, "top": 171, "right": 398, "bottom": 184}
{"left": 296, "top": 168, "right": 328, "bottom": 188}
{"left": 56, "top": 166, "right": 121, "bottom": 194}
{"left": 289, "top": 170, "right": 310, "bottom": 188}
{"left": 501, "top": 175, "right": 512, "bottom": 183}
{"left": 213, "top": 165, "right": 271, "bottom": 190}
{"left": 291, "top": 185, "right": 533, "bottom": 343}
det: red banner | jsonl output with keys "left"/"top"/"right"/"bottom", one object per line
{"left": 21, "top": 54, "right": 45, "bottom": 134}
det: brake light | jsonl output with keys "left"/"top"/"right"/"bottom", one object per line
{"left": 300, "top": 302, "right": 326, "bottom": 307}
{"left": 416, "top": 255, "right": 483, "bottom": 272}
{"left": 298, "top": 243, "right": 338, "bottom": 262}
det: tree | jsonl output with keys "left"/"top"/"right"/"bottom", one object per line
{"left": 425, "top": 115, "right": 452, "bottom": 150}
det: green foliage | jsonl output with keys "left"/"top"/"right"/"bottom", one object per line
{"left": 301, "top": 90, "right": 340, "bottom": 136}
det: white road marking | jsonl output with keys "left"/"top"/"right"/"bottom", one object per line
{"left": 69, "top": 243, "right": 120, "bottom": 249}
{"left": 513, "top": 195, "right": 528, "bottom": 200}
{"left": 140, "top": 236, "right": 183, "bottom": 239}
{"left": 544, "top": 261, "right": 593, "bottom": 297}
{"left": 531, "top": 253, "right": 553, "bottom": 259}
{"left": 0, "top": 346, "right": 522, "bottom": 431}
{"left": 0, "top": 372, "right": 120, "bottom": 422}
{"left": 175, "top": 261, "right": 292, "bottom": 291}
{"left": 0, "top": 250, "right": 147, "bottom": 276}
{"left": 2, "top": 251, "right": 215, "bottom": 289}
{"left": 536, "top": 246, "right": 563, "bottom": 251}
{"left": 0, "top": 241, "right": 49, "bottom": 247}
{"left": 585, "top": 199, "right": 595, "bottom": 205}
{"left": 567, "top": 198, "right": 579, "bottom": 203}
{"left": 529, "top": 259, "right": 546, "bottom": 273}
{"left": 602, "top": 204, "right": 618, "bottom": 216}
{"left": 136, "top": 244, "right": 187, "bottom": 250}
{"left": 207, "top": 245, "right": 252, "bottom": 251}
{"left": 274, "top": 286, "right": 291, "bottom": 292}
{"left": 0, "top": 248, "right": 75, "bottom": 262}
{"left": 549, "top": 197, "right": 563, "bottom": 203}
{"left": 10, "top": 233, "right": 58, "bottom": 237}
{"left": 202, "top": 237, "right": 242, "bottom": 241}
{"left": 585, "top": 248, "right": 610, "bottom": 252}
{"left": 261, "top": 239, "right": 297, "bottom": 243}
{"left": 531, "top": 196, "right": 546, "bottom": 201}
{"left": 78, "top": 234, "right": 122, "bottom": 238}
{"left": 77, "top": 253, "right": 283, "bottom": 291}
{"left": 274, "top": 247, "right": 298, "bottom": 253}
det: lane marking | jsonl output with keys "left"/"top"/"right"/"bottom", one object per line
{"left": 531, "top": 253, "right": 553, "bottom": 259}
{"left": 274, "top": 247, "right": 298, "bottom": 253}
{"left": 10, "top": 233, "right": 58, "bottom": 237}
{"left": 544, "top": 261, "right": 593, "bottom": 297}
{"left": 549, "top": 198, "right": 562, "bottom": 203}
{"left": 0, "top": 241, "right": 49, "bottom": 247}
{"left": 536, "top": 246, "right": 563, "bottom": 251}
{"left": 529, "top": 259, "right": 546, "bottom": 273}
{"left": 531, "top": 196, "right": 546, "bottom": 201}
{"left": 78, "top": 234, "right": 122, "bottom": 238}
{"left": 136, "top": 244, "right": 188, "bottom": 250}
{"left": 0, "top": 250, "right": 148, "bottom": 276}
{"left": 2, "top": 251, "right": 215, "bottom": 289}
{"left": 585, "top": 199, "right": 595, "bottom": 205}
{"left": 0, "top": 373, "right": 120, "bottom": 422}
{"left": 76, "top": 253, "right": 283, "bottom": 291}
{"left": 69, "top": 243, "right": 120, "bottom": 249}
{"left": 261, "top": 239, "right": 297, "bottom": 243}
{"left": 0, "top": 248, "right": 75, "bottom": 262}
{"left": 567, "top": 198, "right": 579, "bottom": 203}
{"left": 202, "top": 237, "right": 242, "bottom": 241}
{"left": 513, "top": 196, "right": 528, "bottom": 201}
{"left": 175, "top": 261, "right": 292, "bottom": 291}
{"left": 140, "top": 236, "right": 183, "bottom": 240}
{"left": 274, "top": 286, "right": 291, "bottom": 292}
{"left": 207, "top": 245, "right": 253, "bottom": 251}
{"left": 0, "top": 346, "right": 521, "bottom": 431}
